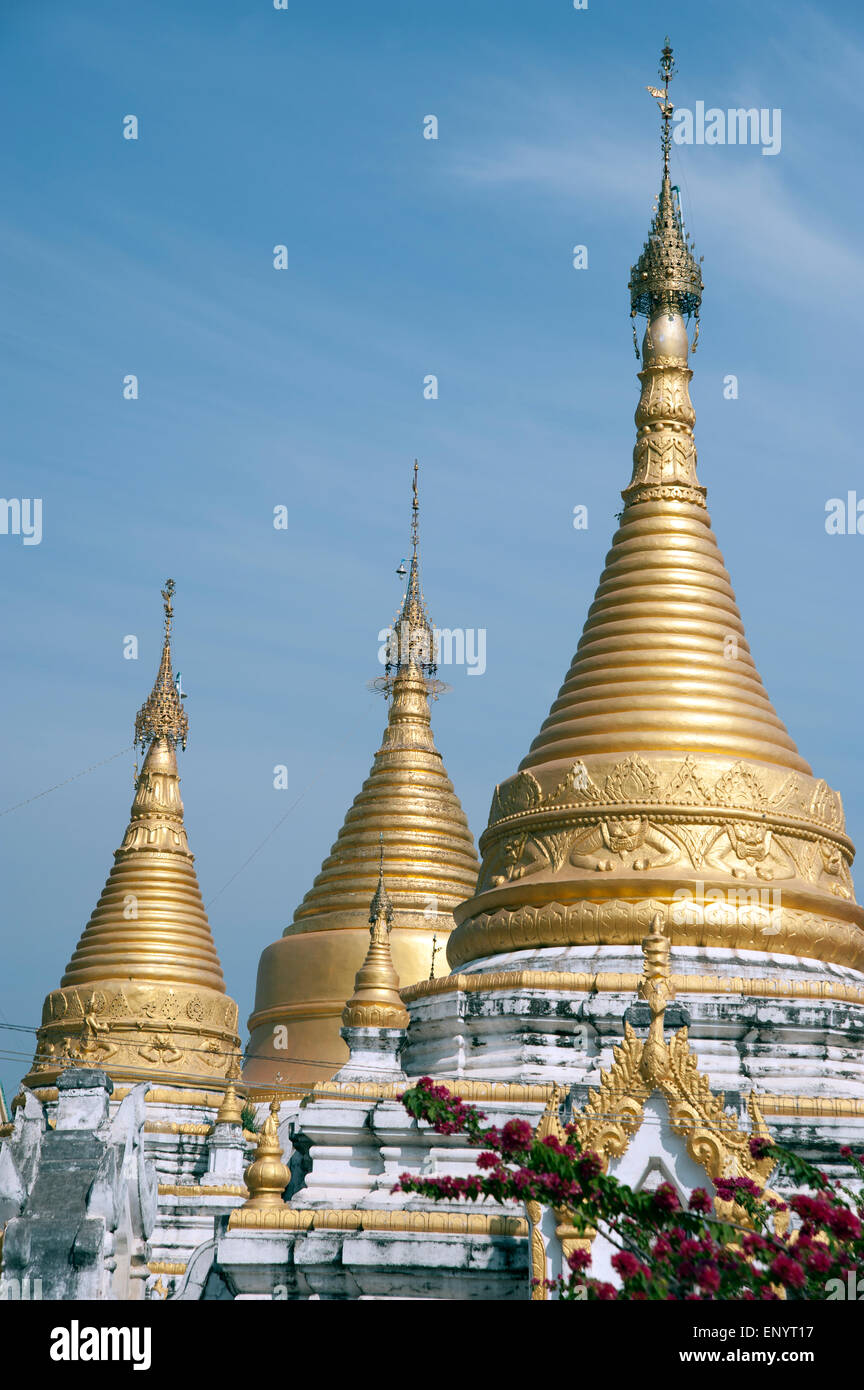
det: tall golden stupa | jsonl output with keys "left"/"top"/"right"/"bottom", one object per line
{"left": 446, "top": 42, "right": 863, "bottom": 990}
{"left": 24, "top": 581, "right": 241, "bottom": 1091}
{"left": 245, "top": 466, "right": 479, "bottom": 1087}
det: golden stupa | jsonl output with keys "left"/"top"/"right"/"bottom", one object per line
{"left": 245, "top": 466, "right": 479, "bottom": 1087}
{"left": 24, "top": 580, "right": 241, "bottom": 1091}
{"left": 448, "top": 43, "right": 863, "bottom": 978}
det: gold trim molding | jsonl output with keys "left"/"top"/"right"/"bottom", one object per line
{"left": 305, "top": 1078, "right": 555, "bottom": 1104}
{"left": 227, "top": 1206, "right": 527, "bottom": 1236}
{"left": 143, "top": 1121, "right": 212, "bottom": 1136}
{"left": 11, "top": 1084, "right": 234, "bottom": 1114}
{"left": 158, "top": 1183, "right": 248, "bottom": 1197}
{"left": 526, "top": 1201, "right": 546, "bottom": 1299}
{"left": 448, "top": 897, "right": 864, "bottom": 973}
{"left": 143, "top": 1087, "right": 234, "bottom": 1106}
{"left": 402, "top": 969, "right": 864, "bottom": 1007}
{"left": 758, "top": 1095, "right": 864, "bottom": 1118}
{"left": 15, "top": 1081, "right": 861, "bottom": 1123}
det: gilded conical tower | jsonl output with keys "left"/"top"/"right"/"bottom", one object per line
{"left": 245, "top": 465, "right": 479, "bottom": 1088}
{"left": 24, "top": 581, "right": 241, "bottom": 1091}
{"left": 439, "top": 47, "right": 864, "bottom": 1080}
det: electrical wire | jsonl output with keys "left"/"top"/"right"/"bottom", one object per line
{"left": 0, "top": 746, "right": 134, "bottom": 819}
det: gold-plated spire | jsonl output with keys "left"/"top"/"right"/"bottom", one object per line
{"left": 512, "top": 48, "right": 795, "bottom": 772}
{"left": 341, "top": 844, "right": 409, "bottom": 1030}
{"left": 24, "top": 582, "right": 240, "bottom": 1091}
{"left": 245, "top": 468, "right": 479, "bottom": 1088}
{"left": 385, "top": 461, "right": 437, "bottom": 685}
{"left": 655, "top": 38, "right": 676, "bottom": 179}
{"left": 134, "top": 579, "right": 189, "bottom": 753}
{"left": 447, "top": 47, "right": 862, "bottom": 979}
{"left": 631, "top": 41, "right": 703, "bottom": 348}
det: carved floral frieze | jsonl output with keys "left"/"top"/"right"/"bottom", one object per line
{"left": 477, "top": 755, "right": 854, "bottom": 900}
{"left": 27, "top": 982, "right": 242, "bottom": 1083}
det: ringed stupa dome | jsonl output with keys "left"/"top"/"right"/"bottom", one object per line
{"left": 446, "top": 44, "right": 862, "bottom": 987}
{"left": 245, "top": 465, "right": 479, "bottom": 1088}
{"left": 24, "top": 581, "right": 241, "bottom": 1092}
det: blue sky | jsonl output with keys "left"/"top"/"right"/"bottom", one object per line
{"left": 2, "top": 0, "right": 863, "bottom": 1098}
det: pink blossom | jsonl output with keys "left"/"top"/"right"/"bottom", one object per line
{"left": 769, "top": 1254, "right": 806, "bottom": 1289}
{"left": 611, "top": 1251, "right": 642, "bottom": 1280}
{"left": 749, "top": 1136, "right": 772, "bottom": 1160}
{"left": 499, "top": 1118, "right": 534, "bottom": 1156}
{"left": 827, "top": 1206, "right": 861, "bottom": 1241}
{"left": 806, "top": 1248, "right": 832, "bottom": 1274}
{"left": 653, "top": 1183, "right": 680, "bottom": 1213}
{"left": 699, "top": 1265, "right": 721, "bottom": 1294}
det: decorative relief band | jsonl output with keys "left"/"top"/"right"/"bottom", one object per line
{"left": 26, "top": 981, "right": 242, "bottom": 1087}
{"left": 227, "top": 1206, "right": 527, "bottom": 1236}
{"left": 476, "top": 756, "right": 854, "bottom": 913}
{"left": 303, "top": 1077, "right": 555, "bottom": 1104}
{"left": 402, "top": 969, "right": 864, "bottom": 1007}
{"left": 484, "top": 755, "right": 847, "bottom": 839}
{"left": 449, "top": 899, "right": 864, "bottom": 974}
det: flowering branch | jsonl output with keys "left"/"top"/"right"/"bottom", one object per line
{"left": 394, "top": 1078, "right": 863, "bottom": 1301}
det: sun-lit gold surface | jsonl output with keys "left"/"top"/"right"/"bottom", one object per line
{"left": 215, "top": 1082, "right": 245, "bottom": 1126}
{"left": 757, "top": 1096, "right": 864, "bottom": 1118}
{"left": 448, "top": 59, "right": 863, "bottom": 977}
{"left": 245, "top": 469, "right": 479, "bottom": 1086}
{"left": 241, "top": 1100, "right": 290, "bottom": 1210}
{"left": 23, "top": 582, "right": 241, "bottom": 1090}
{"left": 227, "top": 1206, "right": 527, "bottom": 1236}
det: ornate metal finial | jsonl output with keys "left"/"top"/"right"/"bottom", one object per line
{"left": 242, "top": 1100, "right": 290, "bottom": 1209}
{"left": 215, "top": 1082, "right": 244, "bottom": 1126}
{"left": 369, "top": 834, "right": 394, "bottom": 927}
{"left": 629, "top": 41, "right": 703, "bottom": 347}
{"left": 134, "top": 579, "right": 190, "bottom": 754}
{"left": 638, "top": 911, "right": 676, "bottom": 1086}
{"left": 385, "top": 461, "right": 438, "bottom": 686}
{"left": 161, "top": 578, "right": 174, "bottom": 643}
{"left": 341, "top": 835, "right": 409, "bottom": 1030}
{"left": 640, "top": 912, "right": 675, "bottom": 1017}
{"left": 648, "top": 36, "right": 677, "bottom": 178}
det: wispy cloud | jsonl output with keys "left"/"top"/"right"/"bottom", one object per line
{"left": 446, "top": 79, "right": 864, "bottom": 315}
